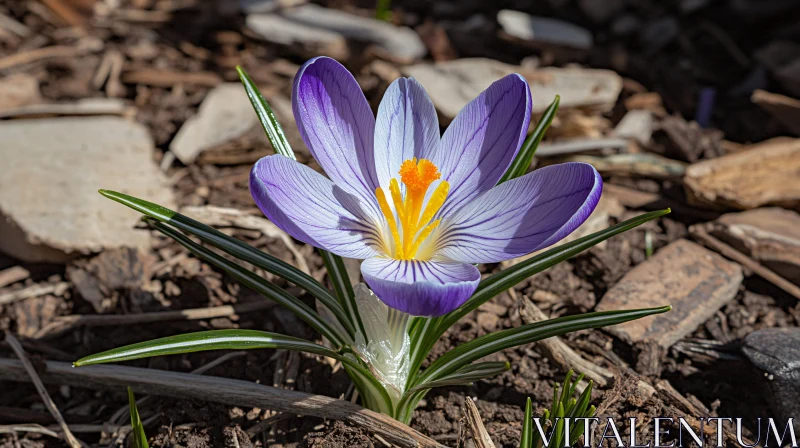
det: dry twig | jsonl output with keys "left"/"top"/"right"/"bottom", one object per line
{"left": 463, "top": 398, "right": 496, "bottom": 448}
{"left": 4, "top": 334, "right": 83, "bottom": 448}
{"left": 0, "top": 358, "right": 446, "bottom": 448}
{"left": 0, "top": 266, "right": 30, "bottom": 289}
{"left": 0, "top": 282, "right": 69, "bottom": 306}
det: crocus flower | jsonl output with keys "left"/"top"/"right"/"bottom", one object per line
{"left": 251, "top": 57, "right": 602, "bottom": 317}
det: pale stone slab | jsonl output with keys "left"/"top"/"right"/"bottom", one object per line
{"left": 403, "top": 58, "right": 622, "bottom": 121}
{"left": 169, "top": 83, "right": 259, "bottom": 164}
{"left": 0, "top": 117, "right": 174, "bottom": 262}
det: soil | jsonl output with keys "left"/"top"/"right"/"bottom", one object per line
{"left": 1, "top": 0, "right": 799, "bottom": 447}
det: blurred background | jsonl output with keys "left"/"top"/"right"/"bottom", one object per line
{"left": 0, "top": 0, "right": 799, "bottom": 447}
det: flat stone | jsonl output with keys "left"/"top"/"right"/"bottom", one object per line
{"left": 596, "top": 239, "right": 743, "bottom": 348}
{"left": 704, "top": 208, "right": 800, "bottom": 284}
{"left": 742, "top": 328, "right": 800, "bottom": 434}
{"left": 169, "top": 83, "right": 260, "bottom": 164}
{"left": 497, "top": 10, "right": 592, "bottom": 50}
{"left": 246, "top": 13, "right": 348, "bottom": 60}
{"left": 0, "top": 117, "right": 174, "bottom": 263}
{"left": 0, "top": 74, "right": 41, "bottom": 113}
{"left": 280, "top": 4, "right": 426, "bottom": 63}
{"left": 403, "top": 58, "right": 621, "bottom": 121}
{"left": 683, "top": 137, "right": 800, "bottom": 211}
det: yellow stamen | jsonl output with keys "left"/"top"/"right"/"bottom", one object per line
{"left": 375, "top": 187, "right": 403, "bottom": 258}
{"left": 376, "top": 158, "right": 449, "bottom": 260}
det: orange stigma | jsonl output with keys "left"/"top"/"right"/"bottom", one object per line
{"left": 375, "top": 158, "right": 449, "bottom": 260}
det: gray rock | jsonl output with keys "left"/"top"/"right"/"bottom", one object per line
{"left": 246, "top": 13, "right": 348, "bottom": 60}
{"left": 497, "top": 10, "right": 593, "bottom": 50}
{"left": 403, "top": 58, "right": 622, "bottom": 122}
{"left": 0, "top": 117, "right": 174, "bottom": 262}
{"left": 742, "top": 328, "right": 800, "bottom": 434}
{"left": 596, "top": 239, "right": 743, "bottom": 348}
{"left": 169, "top": 83, "right": 260, "bottom": 165}
{"left": 280, "top": 4, "right": 426, "bottom": 62}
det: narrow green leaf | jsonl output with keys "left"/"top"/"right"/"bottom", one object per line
{"left": 128, "top": 388, "right": 149, "bottom": 448}
{"left": 499, "top": 95, "right": 560, "bottom": 184}
{"left": 550, "top": 403, "right": 565, "bottom": 448}
{"left": 417, "top": 306, "right": 670, "bottom": 384}
{"left": 405, "top": 361, "right": 509, "bottom": 396}
{"left": 375, "top": 0, "right": 391, "bottom": 20}
{"left": 521, "top": 397, "right": 533, "bottom": 448}
{"left": 76, "top": 329, "right": 341, "bottom": 366}
{"left": 147, "top": 219, "right": 348, "bottom": 347}
{"left": 320, "top": 250, "right": 366, "bottom": 339}
{"left": 97, "top": 190, "right": 353, "bottom": 336}
{"left": 236, "top": 66, "right": 294, "bottom": 159}
{"left": 81, "top": 330, "right": 394, "bottom": 416}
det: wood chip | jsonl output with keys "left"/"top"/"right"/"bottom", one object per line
{"left": 0, "top": 266, "right": 30, "bottom": 289}
{"left": 683, "top": 137, "right": 800, "bottom": 210}
{"left": 752, "top": 89, "right": 800, "bottom": 135}
{"left": 0, "top": 282, "right": 70, "bottom": 306}
{"left": 596, "top": 239, "right": 742, "bottom": 348}
{"left": 121, "top": 69, "right": 222, "bottom": 87}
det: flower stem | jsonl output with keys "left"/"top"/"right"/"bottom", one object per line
{"left": 386, "top": 307, "right": 409, "bottom": 357}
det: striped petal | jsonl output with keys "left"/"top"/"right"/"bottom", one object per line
{"left": 250, "top": 155, "right": 382, "bottom": 259}
{"left": 293, "top": 56, "right": 379, "bottom": 210}
{"left": 427, "top": 73, "right": 532, "bottom": 218}
{"left": 361, "top": 257, "right": 480, "bottom": 317}
{"left": 374, "top": 77, "right": 440, "bottom": 188}
{"left": 436, "top": 163, "right": 602, "bottom": 263}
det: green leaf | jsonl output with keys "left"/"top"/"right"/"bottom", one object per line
{"left": 97, "top": 190, "right": 354, "bottom": 338}
{"left": 521, "top": 397, "right": 533, "bottom": 448}
{"left": 405, "top": 361, "right": 509, "bottom": 396}
{"left": 395, "top": 361, "right": 508, "bottom": 421}
{"left": 417, "top": 306, "right": 670, "bottom": 385}
{"left": 76, "top": 329, "right": 342, "bottom": 366}
{"left": 236, "top": 66, "right": 294, "bottom": 159}
{"left": 499, "top": 95, "right": 560, "bottom": 183}
{"left": 408, "top": 209, "right": 671, "bottom": 382}
{"left": 128, "top": 388, "right": 149, "bottom": 448}
{"left": 375, "top": 0, "right": 392, "bottom": 20}
{"left": 320, "top": 250, "right": 366, "bottom": 339}
{"left": 146, "top": 219, "right": 348, "bottom": 347}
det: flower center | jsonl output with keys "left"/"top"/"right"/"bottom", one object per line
{"left": 375, "top": 158, "right": 449, "bottom": 260}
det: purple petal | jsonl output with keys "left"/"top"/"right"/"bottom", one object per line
{"left": 436, "top": 162, "right": 602, "bottom": 263}
{"left": 250, "top": 155, "right": 382, "bottom": 259}
{"left": 361, "top": 257, "right": 480, "bottom": 317}
{"left": 293, "top": 57, "right": 378, "bottom": 209}
{"left": 426, "top": 73, "right": 532, "bottom": 218}
{"left": 374, "top": 77, "right": 440, "bottom": 188}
